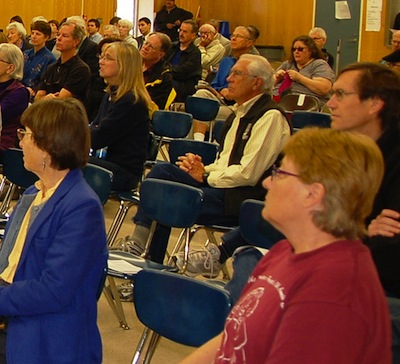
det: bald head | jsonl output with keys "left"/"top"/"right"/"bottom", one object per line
{"left": 393, "top": 30, "right": 400, "bottom": 51}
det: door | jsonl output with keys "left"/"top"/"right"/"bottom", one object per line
{"left": 315, "top": 0, "right": 361, "bottom": 72}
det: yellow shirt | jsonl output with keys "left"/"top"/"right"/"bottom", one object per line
{"left": 0, "top": 179, "right": 63, "bottom": 283}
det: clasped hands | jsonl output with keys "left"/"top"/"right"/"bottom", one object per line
{"left": 275, "top": 69, "right": 301, "bottom": 83}
{"left": 176, "top": 153, "right": 206, "bottom": 183}
{"left": 368, "top": 209, "right": 400, "bottom": 238}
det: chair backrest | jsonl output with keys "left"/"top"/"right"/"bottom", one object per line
{"left": 151, "top": 110, "right": 193, "bottom": 139}
{"left": 291, "top": 111, "right": 331, "bottom": 130}
{"left": 134, "top": 269, "right": 232, "bottom": 347}
{"left": 2, "top": 148, "right": 39, "bottom": 188}
{"left": 82, "top": 163, "right": 113, "bottom": 205}
{"left": 169, "top": 139, "right": 218, "bottom": 166}
{"left": 140, "top": 178, "right": 203, "bottom": 228}
{"left": 212, "top": 119, "right": 225, "bottom": 144}
{"left": 278, "top": 94, "right": 320, "bottom": 113}
{"left": 185, "top": 96, "right": 219, "bottom": 122}
{"left": 239, "top": 199, "right": 285, "bottom": 249}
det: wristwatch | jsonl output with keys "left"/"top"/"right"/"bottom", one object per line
{"left": 202, "top": 172, "right": 210, "bottom": 185}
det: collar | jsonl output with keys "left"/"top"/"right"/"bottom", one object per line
{"left": 232, "top": 93, "right": 264, "bottom": 117}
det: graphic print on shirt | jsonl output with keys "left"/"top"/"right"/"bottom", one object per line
{"left": 216, "top": 287, "right": 264, "bottom": 363}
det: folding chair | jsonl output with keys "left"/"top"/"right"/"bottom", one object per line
{"left": 104, "top": 178, "right": 204, "bottom": 329}
{"left": 291, "top": 111, "right": 331, "bottom": 132}
{"left": 278, "top": 94, "right": 320, "bottom": 119}
{"left": 132, "top": 269, "right": 232, "bottom": 364}
{"left": 0, "top": 148, "right": 39, "bottom": 214}
{"left": 185, "top": 96, "right": 220, "bottom": 142}
{"left": 151, "top": 110, "right": 193, "bottom": 161}
{"left": 82, "top": 163, "right": 113, "bottom": 206}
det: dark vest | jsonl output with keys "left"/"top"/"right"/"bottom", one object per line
{"left": 219, "top": 93, "right": 291, "bottom": 216}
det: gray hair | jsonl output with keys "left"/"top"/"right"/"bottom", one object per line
{"left": 103, "top": 24, "right": 120, "bottom": 37}
{"left": 118, "top": 19, "right": 133, "bottom": 30}
{"left": 0, "top": 43, "right": 24, "bottom": 80}
{"left": 309, "top": 27, "right": 327, "bottom": 39}
{"left": 6, "top": 22, "right": 27, "bottom": 38}
{"left": 67, "top": 15, "right": 87, "bottom": 32}
{"left": 239, "top": 54, "right": 275, "bottom": 93}
{"left": 148, "top": 32, "right": 171, "bottom": 54}
{"left": 199, "top": 24, "right": 216, "bottom": 34}
{"left": 62, "top": 19, "right": 86, "bottom": 44}
{"left": 31, "top": 16, "right": 48, "bottom": 24}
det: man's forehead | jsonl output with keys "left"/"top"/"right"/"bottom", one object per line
{"left": 234, "top": 27, "right": 249, "bottom": 37}
{"left": 335, "top": 70, "right": 360, "bottom": 88}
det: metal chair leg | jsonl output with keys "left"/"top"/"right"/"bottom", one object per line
{"left": 103, "top": 276, "right": 130, "bottom": 329}
{"left": 131, "top": 327, "right": 153, "bottom": 364}
{"left": 143, "top": 331, "right": 161, "bottom": 364}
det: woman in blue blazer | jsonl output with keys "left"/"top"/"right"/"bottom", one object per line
{"left": 0, "top": 98, "right": 108, "bottom": 363}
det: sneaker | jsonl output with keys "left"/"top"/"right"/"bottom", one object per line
{"left": 111, "top": 236, "right": 145, "bottom": 256}
{"left": 117, "top": 282, "right": 134, "bottom": 302}
{"left": 175, "top": 243, "right": 222, "bottom": 278}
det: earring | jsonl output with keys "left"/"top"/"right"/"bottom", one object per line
{"left": 42, "top": 159, "right": 46, "bottom": 170}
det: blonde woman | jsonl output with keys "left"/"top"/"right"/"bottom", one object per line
{"left": 90, "top": 41, "right": 152, "bottom": 191}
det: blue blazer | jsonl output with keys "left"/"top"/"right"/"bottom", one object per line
{"left": 0, "top": 169, "right": 108, "bottom": 363}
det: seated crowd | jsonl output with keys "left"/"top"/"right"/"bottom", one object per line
{"left": 0, "top": 4, "right": 399, "bottom": 363}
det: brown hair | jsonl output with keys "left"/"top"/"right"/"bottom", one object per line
{"left": 289, "top": 35, "right": 325, "bottom": 64}
{"left": 283, "top": 128, "right": 384, "bottom": 239}
{"left": 21, "top": 98, "right": 90, "bottom": 170}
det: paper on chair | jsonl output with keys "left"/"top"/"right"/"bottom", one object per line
{"left": 108, "top": 259, "right": 143, "bottom": 274}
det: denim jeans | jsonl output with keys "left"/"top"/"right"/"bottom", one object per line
{"left": 133, "top": 163, "right": 238, "bottom": 263}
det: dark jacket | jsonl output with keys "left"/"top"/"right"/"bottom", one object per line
{"left": 144, "top": 59, "right": 174, "bottom": 110}
{"left": 219, "top": 94, "right": 290, "bottom": 215}
{"left": 154, "top": 5, "right": 193, "bottom": 41}
{"left": 364, "top": 125, "right": 400, "bottom": 297}
{"left": 167, "top": 41, "right": 201, "bottom": 102}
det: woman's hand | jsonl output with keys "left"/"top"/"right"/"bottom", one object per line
{"left": 275, "top": 70, "right": 286, "bottom": 84}
{"left": 368, "top": 209, "right": 400, "bottom": 237}
{"left": 287, "top": 69, "right": 301, "bottom": 82}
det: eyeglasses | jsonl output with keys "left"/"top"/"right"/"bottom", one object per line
{"left": 230, "top": 33, "right": 250, "bottom": 40}
{"left": 292, "top": 47, "right": 306, "bottom": 52}
{"left": 228, "top": 69, "right": 257, "bottom": 78}
{"left": 271, "top": 165, "right": 300, "bottom": 180}
{"left": 0, "top": 59, "right": 11, "bottom": 65}
{"left": 97, "top": 54, "right": 117, "bottom": 61}
{"left": 331, "top": 88, "right": 358, "bottom": 101}
{"left": 142, "top": 41, "right": 159, "bottom": 51}
{"left": 17, "top": 128, "right": 33, "bottom": 141}
{"left": 198, "top": 31, "right": 211, "bottom": 36}
{"left": 391, "top": 40, "right": 400, "bottom": 45}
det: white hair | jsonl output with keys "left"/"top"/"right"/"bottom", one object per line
{"left": 67, "top": 15, "right": 87, "bottom": 31}
{"left": 118, "top": 19, "right": 133, "bottom": 30}
{"left": 239, "top": 54, "right": 275, "bottom": 93}
{"left": 6, "top": 22, "right": 27, "bottom": 38}
{"left": 309, "top": 27, "right": 327, "bottom": 39}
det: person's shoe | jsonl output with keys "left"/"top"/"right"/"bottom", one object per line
{"left": 111, "top": 236, "right": 145, "bottom": 256}
{"left": 117, "top": 282, "right": 134, "bottom": 302}
{"left": 175, "top": 243, "right": 222, "bottom": 278}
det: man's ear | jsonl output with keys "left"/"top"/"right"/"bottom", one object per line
{"left": 369, "top": 96, "right": 384, "bottom": 115}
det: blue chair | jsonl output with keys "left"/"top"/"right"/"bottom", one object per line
{"left": 185, "top": 96, "right": 220, "bottom": 142}
{"left": 82, "top": 163, "right": 113, "bottom": 206}
{"left": 291, "top": 111, "right": 331, "bottom": 132}
{"left": 239, "top": 199, "right": 284, "bottom": 249}
{"left": 104, "top": 179, "right": 204, "bottom": 329}
{"left": 132, "top": 269, "right": 232, "bottom": 363}
{"left": 151, "top": 110, "right": 193, "bottom": 161}
{"left": 0, "top": 148, "right": 39, "bottom": 214}
{"left": 213, "top": 119, "right": 225, "bottom": 145}
{"left": 169, "top": 139, "right": 218, "bottom": 166}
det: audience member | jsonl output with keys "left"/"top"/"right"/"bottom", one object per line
{"left": 136, "top": 17, "right": 152, "bottom": 50}
{"left": 23, "top": 21, "right": 57, "bottom": 100}
{"left": 166, "top": 19, "right": 201, "bottom": 102}
{"left": 87, "top": 18, "right": 103, "bottom": 44}
{"left": 9, "top": 15, "right": 24, "bottom": 26}
{"left": 0, "top": 43, "right": 30, "bottom": 161}
{"left": 391, "top": 30, "right": 400, "bottom": 51}
{"left": 117, "top": 19, "right": 138, "bottom": 48}
{"left": 180, "top": 128, "right": 391, "bottom": 364}
{"left": 6, "top": 22, "right": 33, "bottom": 52}
{"left": 309, "top": 26, "right": 334, "bottom": 68}
{"left": 103, "top": 24, "right": 120, "bottom": 39}
{"left": 194, "top": 24, "right": 225, "bottom": 80}
{"left": 394, "top": 12, "right": 400, "bottom": 30}
{"left": 0, "top": 33, "right": 8, "bottom": 44}
{"left": 192, "top": 26, "right": 258, "bottom": 141}
{"left": 273, "top": 35, "right": 335, "bottom": 106}
{"left": 141, "top": 32, "right": 175, "bottom": 110}
{"left": 207, "top": 19, "right": 230, "bottom": 49}
{"left": 154, "top": 0, "right": 193, "bottom": 42}
{"left": 45, "top": 19, "right": 60, "bottom": 51}
{"left": 224, "top": 25, "right": 260, "bottom": 57}
{"left": 89, "top": 42, "right": 152, "bottom": 191}
{"left": 0, "top": 98, "right": 107, "bottom": 363}
{"left": 109, "top": 16, "right": 121, "bottom": 26}
{"left": 128, "top": 55, "right": 290, "bottom": 264}
{"left": 35, "top": 19, "right": 91, "bottom": 108}
{"left": 66, "top": 15, "right": 104, "bottom": 119}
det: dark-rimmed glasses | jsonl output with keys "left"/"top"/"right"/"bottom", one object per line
{"left": 331, "top": 88, "right": 358, "bottom": 101}
{"left": 142, "top": 41, "right": 159, "bottom": 51}
{"left": 17, "top": 128, "right": 33, "bottom": 141}
{"left": 228, "top": 69, "right": 258, "bottom": 78}
{"left": 271, "top": 165, "right": 300, "bottom": 180}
